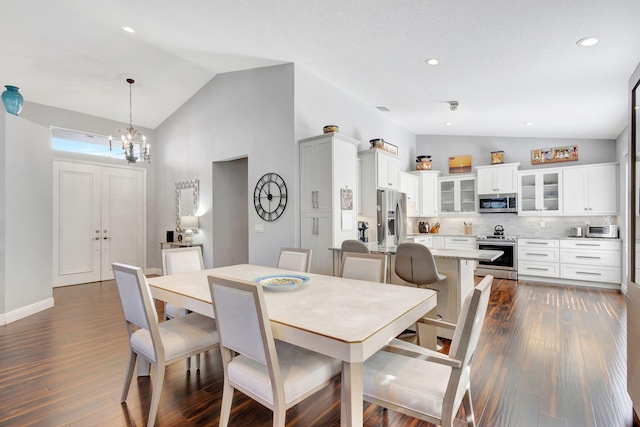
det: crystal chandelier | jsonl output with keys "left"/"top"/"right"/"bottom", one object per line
{"left": 110, "top": 78, "right": 150, "bottom": 164}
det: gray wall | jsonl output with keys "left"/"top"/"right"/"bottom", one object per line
{"left": 0, "top": 113, "right": 52, "bottom": 315}
{"left": 416, "top": 135, "right": 616, "bottom": 175}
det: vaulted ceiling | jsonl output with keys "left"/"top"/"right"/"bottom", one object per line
{"left": 2, "top": 1, "right": 640, "bottom": 139}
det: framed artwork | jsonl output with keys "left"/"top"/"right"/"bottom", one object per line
{"left": 341, "top": 188, "right": 353, "bottom": 210}
{"left": 531, "top": 145, "right": 578, "bottom": 165}
{"left": 449, "top": 155, "right": 472, "bottom": 173}
{"left": 491, "top": 151, "right": 504, "bottom": 164}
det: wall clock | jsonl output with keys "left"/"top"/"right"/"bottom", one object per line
{"left": 253, "top": 172, "right": 288, "bottom": 221}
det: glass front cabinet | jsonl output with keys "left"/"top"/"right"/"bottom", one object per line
{"left": 439, "top": 174, "right": 477, "bottom": 216}
{"left": 518, "top": 169, "right": 562, "bottom": 215}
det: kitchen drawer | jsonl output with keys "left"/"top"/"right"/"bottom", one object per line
{"left": 560, "top": 248, "right": 620, "bottom": 266}
{"left": 412, "top": 235, "right": 433, "bottom": 247}
{"left": 518, "top": 246, "right": 559, "bottom": 262}
{"left": 560, "top": 239, "right": 620, "bottom": 251}
{"left": 560, "top": 264, "right": 621, "bottom": 283}
{"left": 519, "top": 238, "right": 558, "bottom": 248}
{"left": 445, "top": 236, "right": 476, "bottom": 250}
{"left": 519, "top": 260, "right": 560, "bottom": 278}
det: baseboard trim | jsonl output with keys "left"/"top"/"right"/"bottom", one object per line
{"left": 145, "top": 267, "right": 162, "bottom": 276}
{"left": 1, "top": 297, "right": 55, "bottom": 325}
{"left": 518, "top": 275, "right": 620, "bottom": 290}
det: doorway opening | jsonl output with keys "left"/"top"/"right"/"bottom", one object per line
{"left": 212, "top": 157, "right": 248, "bottom": 267}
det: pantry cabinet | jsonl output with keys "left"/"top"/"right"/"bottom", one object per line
{"left": 518, "top": 169, "right": 562, "bottom": 215}
{"left": 476, "top": 162, "right": 519, "bottom": 195}
{"left": 439, "top": 174, "right": 477, "bottom": 216}
{"left": 300, "top": 133, "right": 359, "bottom": 274}
{"left": 562, "top": 163, "right": 618, "bottom": 215}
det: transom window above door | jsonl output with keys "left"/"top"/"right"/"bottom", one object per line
{"left": 52, "top": 127, "right": 144, "bottom": 161}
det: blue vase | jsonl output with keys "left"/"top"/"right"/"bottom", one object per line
{"left": 2, "top": 85, "right": 24, "bottom": 115}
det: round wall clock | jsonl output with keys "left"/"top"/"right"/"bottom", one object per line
{"left": 253, "top": 172, "right": 287, "bottom": 221}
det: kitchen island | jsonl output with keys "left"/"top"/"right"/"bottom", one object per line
{"left": 330, "top": 245, "right": 502, "bottom": 347}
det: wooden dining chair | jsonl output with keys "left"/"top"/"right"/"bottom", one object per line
{"left": 207, "top": 274, "right": 341, "bottom": 427}
{"left": 362, "top": 275, "right": 493, "bottom": 427}
{"left": 277, "top": 247, "right": 312, "bottom": 272}
{"left": 161, "top": 247, "right": 205, "bottom": 370}
{"left": 112, "top": 263, "right": 219, "bottom": 427}
{"left": 340, "top": 252, "right": 387, "bottom": 282}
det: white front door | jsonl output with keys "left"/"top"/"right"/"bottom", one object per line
{"left": 53, "top": 161, "right": 145, "bottom": 286}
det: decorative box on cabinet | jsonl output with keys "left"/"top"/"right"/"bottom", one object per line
{"left": 518, "top": 238, "right": 560, "bottom": 278}
{"left": 410, "top": 170, "right": 440, "bottom": 217}
{"left": 476, "top": 162, "right": 520, "bottom": 195}
{"left": 438, "top": 174, "right": 477, "bottom": 216}
{"left": 562, "top": 163, "right": 618, "bottom": 215}
{"left": 560, "top": 238, "right": 621, "bottom": 285}
{"left": 299, "top": 133, "right": 359, "bottom": 274}
{"left": 400, "top": 172, "right": 420, "bottom": 217}
{"left": 518, "top": 169, "right": 562, "bottom": 215}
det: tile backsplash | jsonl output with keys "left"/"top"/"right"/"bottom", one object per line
{"left": 407, "top": 214, "right": 617, "bottom": 238}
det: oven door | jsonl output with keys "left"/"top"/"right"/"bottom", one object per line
{"left": 477, "top": 242, "right": 516, "bottom": 271}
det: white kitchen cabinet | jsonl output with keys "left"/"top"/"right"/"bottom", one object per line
{"left": 518, "top": 238, "right": 560, "bottom": 278}
{"left": 411, "top": 170, "right": 440, "bottom": 217}
{"left": 299, "top": 133, "right": 359, "bottom": 274}
{"left": 476, "top": 162, "right": 520, "bottom": 195}
{"left": 559, "top": 238, "right": 621, "bottom": 284}
{"left": 562, "top": 163, "right": 618, "bottom": 215}
{"left": 438, "top": 174, "right": 477, "bottom": 216}
{"left": 400, "top": 172, "right": 420, "bottom": 217}
{"left": 444, "top": 236, "right": 476, "bottom": 250}
{"left": 358, "top": 149, "right": 401, "bottom": 191}
{"left": 411, "top": 235, "right": 433, "bottom": 247}
{"left": 518, "top": 169, "right": 562, "bottom": 215}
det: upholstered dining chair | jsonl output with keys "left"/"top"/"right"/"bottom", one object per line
{"left": 277, "top": 247, "right": 312, "bottom": 272}
{"left": 340, "top": 239, "right": 370, "bottom": 254}
{"left": 394, "top": 242, "right": 448, "bottom": 347}
{"left": 112, "top": 263, "right": 219, "bottom": 427}
{"left": 161, "top": 247, "right": 205, "bottom": 370}
{"left": 341, "top": 252, "right": 387, "bottom": 283}
{"left": 207, "top": 274, "right": 341, "bottom": 427}
{"left": 363, "top": 275, "right": 494, "bottom": 427}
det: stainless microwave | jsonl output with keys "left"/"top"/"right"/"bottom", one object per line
{"left": 478, "top": 194, "right": 517, "bottom": 213}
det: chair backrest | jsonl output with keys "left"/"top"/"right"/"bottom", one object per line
{"left": 277, "top": 247, "right": 312, "bottom": 272}
{"left": 341, "top": 252, "right": 387, "bottom": 283}
{"left": 341, "top": 239, "right": 370, "bottom": 254}
{"left": 162, "top": 247, "right": 204, "bottom": 275}
{"left": 207, "top": 274, "right": 284, "bottom": 403}
{"left": 394, "top": 242, "right": 441, "bottom": 285}
{"left": 112, "top": 262, "right": 163, "bottom": 360}
{"left": 449, "top": 275, "right": 493, "bottom": 366}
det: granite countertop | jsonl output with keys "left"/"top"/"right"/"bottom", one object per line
{"left": 331, "top": 245, "right": 503, "bottom": 262}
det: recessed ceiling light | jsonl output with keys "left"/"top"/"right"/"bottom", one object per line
{"left": 121, "top": 26, "right": 136, "bottom": 33}
{"left": 444, "top": 122, "right": 453, "bottom": 126}
{"left": 524, "top": 122, "right": 534, "bottom": 126}
{"left": 425, "top": 58, "right": 439, "bottom": 66}
{"left": 577, "top": 37, "right": 599, "bottom": 47}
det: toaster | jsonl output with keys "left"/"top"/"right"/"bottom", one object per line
{"left": 569, "top": 226, "right": 583, "bottom": 237}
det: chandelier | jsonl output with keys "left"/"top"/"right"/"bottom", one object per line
{"left": 109, "top": 78, "right": 150, "bottom": 164}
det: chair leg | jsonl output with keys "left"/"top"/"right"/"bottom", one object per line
{"left": 195, "top": 353, "right": 201, "bottom": 371}
{"left": 186, "top": 357, "right": 191, "bottom": 371}
{"left": 462, "top": 387, "right": 476, "bottom": 427}
{"left": 273, "top": 405, "right": 286, "bottom": 427}
{"left": 121, "top": 350, "right": 137, "bottom": 402}
{"left": 147, "top": 362, "right": 165, "bottom": 427}
{"left": 219, "top": 379, "right": 234, "bottom": 427}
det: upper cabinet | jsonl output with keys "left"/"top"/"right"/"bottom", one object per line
{"left": 518, "top": 168, "right": 562, "bottom": 216}
{"left": 562, "top": 163, "right": 618, "bottom": 215}
{"left": 476, "top": 162, "right": 520, "bottom": 194}
{"left": 359, "top": 149, "right": 401, "bottom": 191}
{"left": 439, "top": 174, "right": 477, "bottom": 216}
{"left": 412, "top": 170, "right": 441, "bottom": 217}
{"left": 400, "top": 172, "right": 420, "bottom": 217}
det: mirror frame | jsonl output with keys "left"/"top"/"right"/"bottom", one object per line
{"left": 175, "top": 179, "right": 199, "bottom": 232}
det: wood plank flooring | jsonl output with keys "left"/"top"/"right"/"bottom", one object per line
{"left": 0, "top": 277, "right": 635, "bottom": 426}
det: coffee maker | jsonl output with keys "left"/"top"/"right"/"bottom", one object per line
{"left": 358, "top": 221, "right": 369, "bottom": 242}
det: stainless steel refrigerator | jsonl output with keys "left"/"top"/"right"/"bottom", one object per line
{"left": 376, "top": 189, "right": 407, "bottom": 247}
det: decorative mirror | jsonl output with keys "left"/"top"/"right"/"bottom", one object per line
{"left": 175, "top": 179, "right": 199, "bottom": 231}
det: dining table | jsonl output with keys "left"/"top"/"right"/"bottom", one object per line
{"left": 147, "top": 263, "right": 437, "bottom": 427}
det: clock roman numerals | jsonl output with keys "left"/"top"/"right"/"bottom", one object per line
{"left": 253, "top": 172, "right": 288, "bottom": 221}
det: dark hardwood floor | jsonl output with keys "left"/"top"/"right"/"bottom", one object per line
{"left": 0, "top": 277, "right": 634, "bottom": 426}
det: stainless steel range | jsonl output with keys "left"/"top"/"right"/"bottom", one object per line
{"left": 476, "top": 235, "right": 518, "bottom": 279}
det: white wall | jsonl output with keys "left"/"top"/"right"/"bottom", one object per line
{"left": 416, "top": 135, "right": 616, "bottom": 175}
{"left": 153, "top": 64, "right": 295, "bottom": 269}
{"left": 0, "top": 113, "right": 53, "bottom": 319}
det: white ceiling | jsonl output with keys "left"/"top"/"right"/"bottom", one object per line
{"left": 2, "top": 1, "right": 640, "bottom": 139}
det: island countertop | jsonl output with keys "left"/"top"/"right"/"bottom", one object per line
{"left": 330, "top": 245, "right": 503, "bottom": 262}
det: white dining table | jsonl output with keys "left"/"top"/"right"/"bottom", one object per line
{"left": 147, "top": 263, "right": 437, "bottom": 427}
